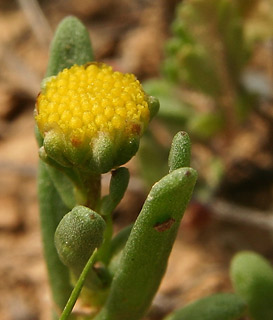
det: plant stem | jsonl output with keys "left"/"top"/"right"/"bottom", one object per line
{"left": 81, "top": 173, "right": 101, "bottom": 210}
{"left": 97, "top": 214, "right": 113, "bottom": 264}
{"left": 59, "top": 249, "right": 98, "bottom": 320}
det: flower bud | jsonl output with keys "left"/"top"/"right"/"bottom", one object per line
{"left": 54, "top": 206, "right": 105, "bottom": 271}
{"left": 35, "top": 63, "right": 159, "bottom": 174}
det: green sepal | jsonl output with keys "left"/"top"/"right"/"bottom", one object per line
{"left": 35, "top": 124, "right": 44, "bottom": 147}
{"left": 163, "top": 293, "right": 247, "bottom": 320}
{"left": 43, "top": 129, "right": 92, "bottom": 172}
{"left": 114, "top": 135, "right": 140, "bottom": 167}
{"left": 39, "top": 146, "right": 74, "bottom": 181}
{"left": 100, "top": 167, "right": 130, "bottom": 216}
{"left": 147, "top": 95, "right": 160, "bottom": 119}
{"left": 64, "top": 138, "right": 91, "bottom": 169}
{"left": 43, "top": 130, "right": 72, "bottom": 168}
{"left": 39, "top": 146, "right": 87, "bottom": 206}
{"left": 230, "top": 251, "right": 273, "bottom": 320}
{"left": 45, "top": 16, "right": 94, "bottom": 78}
{"left": 168, "top": 131, "right": 191, "bottom": 172}
{"left": 42, "top": 128, "right": 141, "bottom": 176}
{"left": 95, "top": 167, "right": 197, "bottom": 320}
{"left": 90, "top": 133, "right": 115, "bottom": 174}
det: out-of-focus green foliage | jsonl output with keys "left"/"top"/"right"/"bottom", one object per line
{"left": 164, "top": 251, "right": 273, "bottom": 320}
{"left": 140, "top": 0, "right": 271, "bottom": 195}
{"left": 163, "top": 0, "right": 269, "bottom": 129}
{"left": 164, "top": 293, "right": 246, "bottom": 320}
{"left": 162, "top": 0, "right": 254, "bottom": 126}
{"left": 231, "top": 251, "right": 273, "bottom": 320}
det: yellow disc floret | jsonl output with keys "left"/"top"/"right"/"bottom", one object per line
{"left": 36, "top": 63, "right": 150, "bottom": 145}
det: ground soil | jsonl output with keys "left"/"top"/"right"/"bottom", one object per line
{"left": 0, "top": 1, "right": 272, "bottom": 319}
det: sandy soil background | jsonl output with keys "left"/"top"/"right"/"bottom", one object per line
{"left": 0, "top": 1, "right": 272, "bottom": 319}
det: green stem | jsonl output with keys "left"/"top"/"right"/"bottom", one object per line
{"left": 97, "top": 215, "right": 113, "bottom": 264}
{"left": 59, "top": 249, "right": 98, "bottom": 320}
{"left": 81, "top": 173, "right": 101, "bottom": 210}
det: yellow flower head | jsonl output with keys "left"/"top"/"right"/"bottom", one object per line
{"left": 35, "top": 63, "right": 158, "bottom": 173}
{"left": 36, "top": 63, "right": 150, "bottom": 144}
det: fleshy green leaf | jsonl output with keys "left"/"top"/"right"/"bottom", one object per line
{"left": 168, "top": 131, "right": 191, "bottom": 172}
{"left": 38, "top": 162, "right": 73, "bottom": 313}
{"left": 46, "top": 165, "right": 76, "bottom": 209}
{"left": 231, "top": 251, "right": 273, "bottom": 320}
{"left": 46, "top": 16, "right": 94, "bottom": 78}
{"left": 163, "top": 293, "right": 246, "bottom": 320}
{"left": 94, "top": 167, "right": 197, "bottom": 320}
{"left": 100, "top": 167, "right": 130, "bottom": 216}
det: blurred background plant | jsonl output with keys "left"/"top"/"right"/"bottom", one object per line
{"left": 141, "top": 0, "right": 273, "bottom": 207}
{"left": 0, "top": 0, "right": 272, "bottom": 319}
